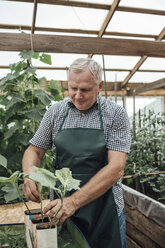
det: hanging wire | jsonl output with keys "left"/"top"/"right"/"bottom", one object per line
{"left": 114, "top": 72, "right": 117, "bottom": 103}
{"left": 102, "top": 55, "right": 108, "bottom": 98}
{"left": 69, "top": 1, "right": 90, "bottom": 36}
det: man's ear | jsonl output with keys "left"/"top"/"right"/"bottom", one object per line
{"left": 99, "top": 81, "right": 104, "bottom": 91}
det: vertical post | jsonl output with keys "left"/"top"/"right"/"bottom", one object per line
{"left": 102, "top": 55, "right": 108, "bottom": 98}
{"left": 115, "top": 73, "right": 117, "bottom": 103}
{"left": 122, "top": 88, "right": 126, "bottom": 109}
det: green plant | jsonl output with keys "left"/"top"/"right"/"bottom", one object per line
{"left": 124, "top": 111, "right": 165, "bottom": 202}
{"left": 0, "top": 154, "right": 30, "bottom": 212}
{"left": 25, "top": 166, "right": 81, "bottom": 225}
{"left": 0, "top": 50, "right": 63, "bottom": 201}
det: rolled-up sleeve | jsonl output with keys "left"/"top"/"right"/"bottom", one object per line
{"left": 30, "top": 106, "right": 53, "bottom": 150}
{"left": 107, "top": 107, "right": 131, "bottom": 154}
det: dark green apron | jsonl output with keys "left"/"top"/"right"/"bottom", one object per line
{"left": 54, "top": 99, "right": 122, "bottom": 248}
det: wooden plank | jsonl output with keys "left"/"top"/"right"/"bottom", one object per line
{"left": 125, "top": 204, "right": 165, "bottom": 248}
{"left": 122, "top": 27, "right": 165, "bottom": 88}
{"left": 0, "top": 24, "right": 160, "bottom": 40}
{"left": 98, "top": 0, "right": 121, "bottom": 37}
{"left": 126, "top": 236, "right": 141, "bottom": 248}
{"left": 127, "top": 77, "right": 165, "bottom": 95}
{"left": 1, "top": 33, "right": 165, "bottom": 57}
{"left": 6, "top": 0, "right": 165, "bottom": 15}
{"left": 126, "top": 222, "right": 162, "bottom": 248}
{"left": 31, "top": 0, "right": 38, "bottom": 34}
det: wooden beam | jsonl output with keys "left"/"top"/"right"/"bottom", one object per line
{"left": 0, "top": 24, "right": 161, "bottom": 40}
{"left": 31, "top": 0, "right": 38, "bottom": 34}
{"left": 89, "top": 0, "right": 121, "bottom": 58}
{"left": 5, "top": 0, "right": 165, "bottom": 16}
{"left": 1, "top": 33, "right": 165, "bottom": 56}
{"left": 125, "top": 204, "right": 165, "bottom": 248}
{"left": 122, "top": 27, "right": 165, "bottom": 88}
{"left": 98, "top": 0, "right": 121, "bottom": 37}
{"left": 127, "top": 77, "right": 165, "bottom": 95}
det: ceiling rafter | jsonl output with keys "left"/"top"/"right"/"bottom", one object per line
{"left": 122, "top": 27, "right": 165, "bottom": 89}
{"left": 31, "top": 0, "right": 38, "bottom": 34}
{"left": 1, "top": 65, "right": 165, "bottom": 74}
{"left": 5, "top": 0, "right": 165, "bottom": 16}
{"left": 1, "top": 33, "right": 165, "bottom": 57}
{"left": 0, "top": 24, "right": 160, "bottom": 40}
{"left": 127, "top": 77, "right": 165, "bottom": 96}
{"left": 88, "top": 0, "right": 121, "bottom": 58}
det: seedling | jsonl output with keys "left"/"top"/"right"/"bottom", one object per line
{"left": 25, "top": 166, "right": 81, "bottom": 226}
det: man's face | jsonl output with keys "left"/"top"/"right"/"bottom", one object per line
{"left": 68, "top": 69, "right": 103, "bottom": 111}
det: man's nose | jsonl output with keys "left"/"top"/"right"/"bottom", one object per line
{"left": 75, "top": 91, "right": 82, "bottom": 98}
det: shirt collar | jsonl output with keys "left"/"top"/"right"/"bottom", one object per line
{"left": 67, "top": 94, "right": 101, "bottom": 111}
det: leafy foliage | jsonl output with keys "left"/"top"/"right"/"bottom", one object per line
{"left": 124, "top": 111, "right": 165, "bottom": 202}
{"left": 0, "top": 225, "right": 26, "bottom": 248}
{"left": 0, "top": 50, "right": 62, "bottom": 176}
{"left": 0, "top": 50, "right": 63, "bottom": 203}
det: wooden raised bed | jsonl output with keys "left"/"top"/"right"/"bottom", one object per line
{"left": 123, "top": 184, "right": 165, "bottom": 248}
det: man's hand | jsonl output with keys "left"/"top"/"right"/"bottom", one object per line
{"left": 43, "top": 197, "right": 77, "bottom": 225}
{"left": 23, "top": 178, "right": 40, "bottom": 203}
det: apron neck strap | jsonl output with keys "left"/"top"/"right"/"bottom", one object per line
{"left": 59, "top": 107, "right": 70, "bottom": 132}
{"left": 59, "top": 96, "right": 104, "bottom": 131}
{"left": 98, "top": 96, "right": 103, "bottom": 129}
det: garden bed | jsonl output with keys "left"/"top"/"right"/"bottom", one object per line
{"left": 123, "top": 184, "right": 165, "bottom": 248}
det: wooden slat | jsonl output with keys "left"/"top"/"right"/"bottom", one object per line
{"left": 127, "top": 77, "right": 165, "bottom": 95}
{"left": 122, "top": 56, "right": 147, "bottom": 88}
{"left": 0, "top": 24, "right": 160, "bottom": 40}
{"left": 122, "top": 27, "right": 165, "bottom": 88}
{"left": 125, "top": 204, "right": 165, "bottom": 248}
{"left": 126, "top": 235, "right": 141, "bottom": 248}
{"left": 89, "top": 0, "right": 121, "bottom": 58}
{"left": 98, "top": 0, "right": 121, "bottom": 37}
{"left": 126, "top": 222, "right": 162, "bottom": 248}
{"left": 31, "top": 0, "right": 38, "bottom": 34}
{"left": 5, "top": 0, "right": 165, "bottom": 16}
{"left": 1, "top": 64, "right": 165, "bottom": 73}
{"left": 1, "top": 33, "right": 165, "bottom": 56}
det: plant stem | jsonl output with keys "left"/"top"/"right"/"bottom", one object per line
{"left": 51, "top": 197, "right": 63, "bottom": 227}
{"left": 13, "top": 182, "right": 31, "bottom": 214}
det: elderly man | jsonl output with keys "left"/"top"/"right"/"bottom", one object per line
{"left": 22, "top": 58, "right": 131, "bottom": 248}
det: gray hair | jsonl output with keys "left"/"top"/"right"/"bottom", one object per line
{"left": 68, "top": 58, "right": 103, "bottom": 84}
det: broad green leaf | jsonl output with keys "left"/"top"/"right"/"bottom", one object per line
{"left": 0, "top": 171, "right": 19, "bottom": 184}
{"left": 4, "top": 122, "right": 22, "bottom": 140}
{"left": 25, "top": 105, "right": 46, "bottom": 121}
{"left": 32, "top": 52, "right": 40, "bottom": 59}
{"left": 19, "top": 50, "right": 34, "bottom": 60}
{"left": 25, "top": 166, "right": 57, "bottom": 189}
{"left": 25, "top": 67, "right": 36, "bottom": 74}
{"left": 35, "top": 89, "right": 53, "bottom": 105}
{"left": 55, "top": 168, "right": 81, "bottom": 192}
{"left": 2, "top": 184, "right": 23, "bottom": 202}
{"left": 39, "top": 53, "right": 52, "bottom": 65}
{"left": 6, "top": 95, "right": 24, "bottom": 110}
{"left": 0, "top": 154, "right": 7, "bottom": 169}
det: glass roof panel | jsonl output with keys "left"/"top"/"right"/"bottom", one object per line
{"left": 36, "top": 4, "right": 107, "bottom": 30}
{"left": 130, "top": 72, "right": 165, "bottom": 82}
{"left": 140, "top": 58, "right": 165, "bottom": 70}
{"left": 93, "top": 55, "right": 141, "bottom": 69}
{"left": 107, "top": 11, "right": 165, "bottom": 35}
{"left": 119, "top": 0, "right": 165, "bottom": 10}
{"left": 0, "top": 1, "right": 33, "bottom": 25}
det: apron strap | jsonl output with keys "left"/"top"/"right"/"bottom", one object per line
{"left": 58, "top": 107, "right": 70, "bottom": 132}
{"left": 98, "top": 97, "right": 103, "bottom": 130}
